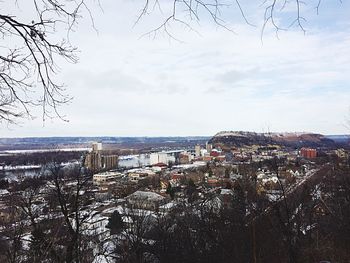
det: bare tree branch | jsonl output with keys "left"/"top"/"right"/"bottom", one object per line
{"left": 0, "top": 1, "right": 88, "bottom": 124}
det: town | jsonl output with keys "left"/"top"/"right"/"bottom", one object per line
{"left": 1, "top": 0, "right": 349, "bottom": 262}
{"left": 0, "top": 132, "right": 349, "bottom": 262}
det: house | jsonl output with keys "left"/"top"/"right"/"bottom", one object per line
{"left": 126, "top": 191, "right": 166, "bottom": 210}
{"left": 127, "top": 168, "right": 156, "bottom": 183}
{"left": 128, "top": 172, "right": 149, "bottom": 183}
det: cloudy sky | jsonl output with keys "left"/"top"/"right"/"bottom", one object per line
{"left": 2, "top": 0, "right": 350, "bottom": 137}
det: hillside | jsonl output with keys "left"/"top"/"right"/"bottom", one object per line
{"left": 209, "top": 131, "right": 338, "bottom": 148}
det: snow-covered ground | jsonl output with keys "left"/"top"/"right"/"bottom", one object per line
{"left": 0, "top": 164, "right": 41, "bottom": 171}
{"left": 173, "top": 161, "right": 206, "bottom": 169}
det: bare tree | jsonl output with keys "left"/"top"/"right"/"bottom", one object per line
{"left": 136, "top": 0, "right": 335, "bottom": 40}
{"left": 46, "top": 163, "right": 95, "bottom": 262}
{"left": 0, "top": 1, "right": 92, "bottom": 123}
{"left": 0, "top": 192, "right": 27, "bottom": 263}
{"left": 0, "top": 163, "right": 98, "bottom": 263}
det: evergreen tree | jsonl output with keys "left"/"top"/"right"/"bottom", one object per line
{"left": 106, "top": 211, "right": 123, "bottom": 234}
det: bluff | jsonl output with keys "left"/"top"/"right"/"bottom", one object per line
{"left": 209, "top": 131, "right": 337, "bottom": 148}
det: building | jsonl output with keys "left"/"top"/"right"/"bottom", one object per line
{"left": 179, "top": 152, "right": 192, "bottom": 164}
{"left": 85, "top": 151, "right": 102, "bottom": 172}
{"left": 300, "top": 148, "right": 317, "bottom": 159}
{"left": 93, "top": 171, "right": 122, "bottom": 185}
{"left": 158, "top": 152, "right": 168, "bottom": 164}
{"left": 149, "top": 153, "right": 159, "bottom": 165}
{"left": 128, "top": 172, "right": 149, "bottom": 183}
{"left": 210, "top": 149, "right": 221, "bottom": 157}
{"left": 206, "top": 142, "right": 213, "bottom": 153}
{"left": 102, "top": 155, "right": 118, "bottom": 170}
{"left": 195, "top": 144, "right": 201, "bottom": 157}
{"left": 92, "top": 142, "right": 102, "bottom": 151}
{"left": 127, "top": 168, "right": 156, "bottom": 183}
{"left": 202, "top": 155, "right": 213, "bottom": 162}
{"left": 149, "top": 152, "right": 175, "bottom": 165}
{"left": 85, "top": 142, "right": 118, "bottom": 172}
{"left": 200, "top": 149, "right": 208, "bottom": 156}
{"left": 93, "top": 173, "right": 114, "bottom": 185}
{"left": 126, "top": 191, "right": 166, "bottom": 210}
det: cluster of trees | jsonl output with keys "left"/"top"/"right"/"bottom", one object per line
{"left": 0, "top": 151, "right": 85, "bottom": 166}
{"left": 0, "top": 164, "right": 97, "bottom": 263}
{"left": 1, "top": 157, "right": 349, "bottom": 262}
{"left": 104, "top": 164, "right": 350, "bottom": 263}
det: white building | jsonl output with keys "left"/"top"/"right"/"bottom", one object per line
{"left": 93, "top": 171, "right": 122, "bottom": 185}
{"left": 200, "top": 149, "right": 208, "bottom": 157}
{"left": 158, "top": 152, "right": 168, "bottom": 164}
{"left": 149, "top": 152, "right": 175, "bottom": 165}
{"left": 149, "top": 153, "right": 159, "bottom": 165}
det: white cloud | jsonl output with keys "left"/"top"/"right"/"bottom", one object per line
{"left": 1, "top": 0, "right": 350, "bottom": 137}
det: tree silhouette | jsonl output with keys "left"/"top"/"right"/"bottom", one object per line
{"left": 0, "top": 1, "right": 92, "bottom": 123}
{"left": 106, "top": 210, "right": 124, "bottom": 235}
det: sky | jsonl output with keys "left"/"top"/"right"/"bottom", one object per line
{"left": 2, "top": 0, "right": 350, "bottom": 137}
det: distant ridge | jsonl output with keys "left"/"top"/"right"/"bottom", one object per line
{"left": 209, "top": 131, "right": 342, "bottom": 148}
{"left": 325, "top": 135, "right": 350, "bottom": 143}
{"left": 0, "top": 136, "right": 211, "bottom": 151}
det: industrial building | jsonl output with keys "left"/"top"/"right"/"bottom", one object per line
{"left": 85, "top": 142, "right": 118, "bottom": 172}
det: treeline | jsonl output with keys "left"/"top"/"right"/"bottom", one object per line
{"left": 0, "top": 151, "right": 85, "bottom": 166}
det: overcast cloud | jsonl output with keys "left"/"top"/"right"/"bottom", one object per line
{"left": 2, "top": 0, "right": 350, "bottom": 137}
